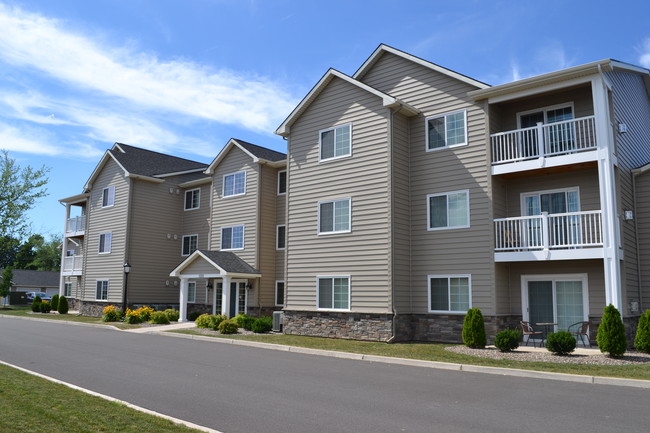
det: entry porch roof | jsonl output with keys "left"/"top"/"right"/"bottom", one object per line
{"left": 169, "top": 250, "right": 261, "bottom": 279}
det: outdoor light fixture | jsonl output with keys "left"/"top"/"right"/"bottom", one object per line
{"left": 245, "top": 283, "right": 252, "bottom": 290}
{"left": 122, "top": 261, "right": 131, "bottom": 311}
{"left": 206, "top": 281, "right": 213, "bottom": 290}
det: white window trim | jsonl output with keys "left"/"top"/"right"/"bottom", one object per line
{"left": 95, "top": 279, "right": 109, "bottom": 301}
{"left": 187, "top": 281, "right": 196, "bottom": 304}
{"left": 516, "top": 102, "right": 575, "bottom": 128}
{"left": 101, "top": 185, "right": 115, "bottom": 208}
{"left": 276, "top": 224, "right": 286, "bottom": 250}
{"left": 181, "top": 234, "right": 199, "bottom": 256}
{"left": 319, "top": 123, "right": 352, "bottom": 162}
{"left": 316, "top": 275, "right": 351, "bottom": 311}
{"left": 98, "top": 232, "right": 112, "bottom": 254}
{"left": 425, "top": 109, "right": 467, "bottom": 152}
{"left": 520, "top": 186, "right": 581, "bottom": 216}
{"left": 520, "top": 273, "right": 590, "bottom": 325}
{"left": 427, "top": 274, "right": 472, "bottom": 314}
{"left": 275, "top": 280, "right": 285, "bottom": 307}
{"left": 277, "top": 170, "right": 287, "bottom": 195}
{"left": 64, "top": 282, "right": 72, "bottom": 297}
{"left": 222, "top": 171, "right": 247, "bottom": 198}
{"left": 184, "top": 188, "right": 201, "bottom": 211}
{"left": 220, "top": 225, "right": 245, "bottom": 251}
{"left": 317, "top": 198, "right": 352, "bottom": 235}
{"left": 426, "top": 190, "right": 470, "bottom": 231}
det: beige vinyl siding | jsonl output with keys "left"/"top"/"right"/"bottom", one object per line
{"left": 276, "top": 186, "right": 286, "bottom": 284}
{"left": 362, "top": 52, "right": 493, "bottom": 314}
{"left": 83, "top": 158, "right": 128, "bottom": 302}
{"left": 183, "top": 258, "right": 219, "bottom": 275}
{"left": 391, "top": 111, "right": 411, "bottom": 313}
{"left": 258, "top": 164, "right": 279, "bottom": 308}
{"left": 286, "top": 76, "right": 391, "bottom": 313}
{"left": 636, "top": 172, "right": 650, "bottom": 310}
{"left": 210, "top": 147, "right": 259, "bottom": 266}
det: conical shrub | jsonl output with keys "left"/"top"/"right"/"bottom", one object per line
{"left": 596, "top": 304, "right": 627, "bottom": 357}
{"left": 31, "top": 295, "right": 42, "bottom": 312}
{"left": 634, "top": 310, "right": 650, "bottom": 353}
{"left": 50, "top": 294, "right": 59, "bottom": 311}
{"left": 462, "top": 308, "right": 486, "bottom": 348}
{"left": 57, "top": 296, "right": 69, "bottom": 315}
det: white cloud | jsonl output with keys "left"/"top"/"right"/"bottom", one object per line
{"left": 0, "top": 121, "right": 61, "bottom": 155}
{"left": 639, "top": 38, "right": 650, "bottom": 68}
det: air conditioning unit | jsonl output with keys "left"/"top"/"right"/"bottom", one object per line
{"left": 272, "top": 311, "right": 283, "bottom": 332}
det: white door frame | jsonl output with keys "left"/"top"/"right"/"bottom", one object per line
{"left": 521, "top": 273, "right": 590, "bottom": 329}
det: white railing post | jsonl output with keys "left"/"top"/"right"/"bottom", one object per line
{"left": 541, "top": 212, "right": 550, "bottom": 257}
{"left": 536, "top": 122, "right": 545, "bottom": 162}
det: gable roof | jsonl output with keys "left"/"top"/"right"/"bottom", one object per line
{"left": 354, "top": 44, "right": 490, "bottom": 89}
{"left": 275, "top": 68, "right": 418, "bottom": 137}
{"left": 169, "top": 250, "right": 261, "bottom": 278}
{"left": 0, "top": 269, "right": 59, "bottom": 288}
{"left": 205, "top": 138, "right": 286, "bottom": 174}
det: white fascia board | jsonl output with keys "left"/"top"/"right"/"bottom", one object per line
{"left": 154, "top": 168, "right": 208, "bottom": 178}
{"left": 83, "top": 151, "right": 130, "bottom": 190}
{"left": 494, "top": 248, "right": 604, "bottom": 262}
{"left": 170, "top": 251, "right": 226, "bottom": 277}
{"left": 127, "top": 173, "right": 165, "bottom": 183}
{"left": 178, "top": 177, "right": 213, "bottom": 189}
{"left": 59, "top": 192, "right": 89, "bottom": 205}
{"left": 205, "top": 139, "right": 259, "bottom": 174}
{"left": 632, "top": 162, "right": 650, "bottom": 176}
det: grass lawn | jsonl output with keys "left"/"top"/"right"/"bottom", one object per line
{"left": 173, "top": 330, "right": 650, "bottom": 381}
{"left": 0, "top": 364, "right": 203, "bottom": 433}
{"left": 0, "top": 306, "right": 141, "bottom": 329}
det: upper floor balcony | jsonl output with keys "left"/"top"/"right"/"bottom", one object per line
{"left": 62, "top": 255, "right": 84, "bottom": 276}
{"left": 65, "top": 215, "right": 86, "bottom": 237}
{"left": 491, "top": 116, "right": 599, "bottom": 175}
{"left": 494, "top": 210, "right": 604, "bottom": 261}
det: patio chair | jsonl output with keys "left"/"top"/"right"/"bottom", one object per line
{"left": 568, "top": 321, "right": 591, "bottom": 347}
{"left": 520, "top": 321, "right": 544, "bottom": 347}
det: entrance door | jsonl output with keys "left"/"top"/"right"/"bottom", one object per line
{"left": 523, "top": 275, "right": 588, "bottom": 332}
{"left": 229, "top": 281, "right": 248, "bottom": 316}
{"left": 518, "top": 105, "right": 574, "bottom": 156}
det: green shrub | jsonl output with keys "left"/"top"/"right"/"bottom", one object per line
{"left": 150, "top": 311, "right": 170, "bottom": 325}
{"left": 136, "top": 306, "right": 154, "bottom": 321}
{"left": 494, "top": 329, "right": 521, "bottom": 352}
{"left": 50, "top": 294, "right": 59, "bottom": 311}
{"left": 217, "top": 319, "right": 239, "bottom": 334}
{"left": 462, "top": 308, "right": 486, "bottom": 349}
{"left": 124, "top": 308, "right": 143, "bottom": 324}
{"left": 39, "top": 301, "right": 52, "bottom": 313}
{"left": 101, "top": 305, "right": 121, "bottom": 322}
{"left": 57, "top": 296, "right": 69, "bottom": 314}
{"left": 546, "top": 331, "right": 576, "bottom": 355}
{"left": 634, "top": 310, "right": 650, "bottom": 353}
{"left": 232, "top": 313, "right": 255, "bottom": 330}
{"left": 195, "top": 313, "right": 213, "bottom": 328}
{"left": 251, "top": 316, "right": 273, "bottom": 333}
{"left": 597, "top": 304, "right": 627, "bottom": 357}
{"left": 31, "top": 296, "right": 42, "bottom": 312}
{"left": 164, "top": 309, "right": 180, "bottom": 322}
{"left": 211, "top": 314, "right": 227, "bottom": 330}
{"left": 188, "top": 311, "right": 202, "bottom": 322}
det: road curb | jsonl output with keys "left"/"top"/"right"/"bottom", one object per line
{"left": 0, "top": 312, "right": 119, "bottom": 331}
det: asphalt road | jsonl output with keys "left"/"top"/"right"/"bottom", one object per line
{"left": 1, "top": 317, "right": 648, "bottom": 433}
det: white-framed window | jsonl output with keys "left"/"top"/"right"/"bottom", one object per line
{"left": 276, "top": 225, "right": 286, "bottom": 250}
{"left": 428, "top": 275, "right": 471, "bottom": 313}
{"left": 184, "top": 188, "right": 200, "bottom": 210}
{"left": 318, "top": 198, "right": 351, "bottom": 234}
{"left": 320, "top": 123, "right": 352, "bottom": 161}
{"left": 521, "top": 187, "right": 580, "bottom": 216}
{"left": 215, "top": 282, "right": 223, "bottom": 313}
{"left": 64, "top": 282, "right": 72, "bottom": 297}
{"left": 187, "top": 281, "right": 196, "bottom": 303}
{"left": 278, "top": 170, "right": 287, "bottom": 195}
{"left": 427, "top": 190, "right": 469, "bottom": 230}
{"left": 221, "top": 225, "right": 244, "bottom": 250}
{"left": 66, "top": 249, "right": 75, "bottom": 257}
{"left": 102, "top": 185, "right": 115, "bottom": 207}
{"left": 98, "top": 232, "right": 112, "bottom": 254}
{"left": 426, "top": 110, "right": 467, "bottom": 151}
{"left": 317, "top": 276, "right": 350, "bottom": 310}
{"left": 223, "top": 171, "right": 246, "bottom": 197}
{"left": 182, "top": 234, "right": 198, "bottom": 256}
{"left": 96, "top": 280, "right": 109, "bottom": 301}
{"left": 275, "top": 280, "right": 285, "bottom": 306}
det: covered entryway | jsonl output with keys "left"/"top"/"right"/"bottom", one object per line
{"left": 170, "top": 250, "right": 261, "bottom": 322}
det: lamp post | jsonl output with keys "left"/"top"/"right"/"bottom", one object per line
{"left": 122, "top": 261, "right": 131, "bottom": 312}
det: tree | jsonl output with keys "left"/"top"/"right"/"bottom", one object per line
{"left": 31, "top": 235, "right": 61, "bottom": 271}
{"left": 0, "top": 236, "right": 20, "bottom": 268}
{"left": 0, "top": 267, "right": 13, "bottom": 307}
{"left": 0, "top": 150, "right": 49, "bottom": 240}
{"left": 596, "top": 304, "right": 627, "bottom": 357}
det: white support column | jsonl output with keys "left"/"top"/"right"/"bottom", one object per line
{"left": 222, "top": 275, "right": 231, "bottom": 317}
{"left": 59, "top": 204, "right": 71, "bottom": 297}
{"left": 179, "top": 278, "right": 188, "bottom": 322}
{"left": 212, "top": 279, "right": 217, "bottom": 315}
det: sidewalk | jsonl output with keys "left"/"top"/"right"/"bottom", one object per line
{"left": 125, "top": 321, "right": 196, "bottom": 333}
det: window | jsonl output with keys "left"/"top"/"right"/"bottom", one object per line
{"left": 98, "top": 232, "right": 112, "bottom": 254}
{"left": 426, "top": 110, "right": 467, "bottom": 151}
{"left": 317, "top": 276, "right": 350, "bottom": 310}
{"left": 182, "top": 235, "right": 198, "bottom": 256}
{"left": 187, "top": 281, "right": 196, "bottom": 303}
{"left": 223, "top": 171, "right": 246, "bottom": 197}
{"left": 320, "top": 124, "right": 351, "bottom": 161}
{"left": 64, "top": 282, "right": 72, "bottom": 297}
{"left": 318, "top": 198, "right": 351, "bottom": 234}
{"left": 278, "top": 170, "right": 287, "bottom": 195}
{"left": 275, "top": 281, "right": 285, "bottom": 306}
{"left": 102, "top": 186, "right": 115, "bottom": 207}
{"left": 276, "top": 225, "right": 286, "bottom": 250}
{"left": 221, "top": 225, "right": 244, "bottom": 250}
{"left": 428, "top": 275, "right": 471, "bottom": 313}
{"left": 184, "top": 189, "right": 200, "bottom": 210}
{"left": 427, "top": 190, "right": 469, "bottom": 230}
{"left": 96, "top": 280, "right": 109, "bottom": 301}
{"left": 66, "top": 249, "right": 75, "bottom": 257}
{"left": 215, "top": 282, "right": 223, "bottom": 313}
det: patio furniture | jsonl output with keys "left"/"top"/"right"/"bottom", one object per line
{"left": 535, "top": 322, "right": 558, "bottom": 345}
{"left": 520, "top": 321, "right": 544, "bottom": 347}
{"left": 568, "top": 321, "right": 591, "bottom": 347}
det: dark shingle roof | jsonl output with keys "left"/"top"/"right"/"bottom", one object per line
{"left": 233, "top": 139, "right": 286, "bottom": 162}
{"left": 111, "top": 143, "right": 208, "bottom": 177}
{"left": 0, "top": 269, "right": 60, "bottom": 287}
{"left": 198, "top": 250, "right": 260, "bottom": 274}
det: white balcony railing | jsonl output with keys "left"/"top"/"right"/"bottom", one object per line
{"left": 66, "top": 215, "right": 87, "bottom": 234}
{"left": 494, "top": 211, "right": 603, "bottom": 252}
{"left": 62, "top": 255, "right": 84, "bottom": 272}
{"left": 491, "top": 116, "right": 597, "bottom": 165}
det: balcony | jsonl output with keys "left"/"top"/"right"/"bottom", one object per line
{"left": 65, "top": 215, "right": 86, "bottom": 236}
{"left": 490, "top": 116, "right": 598, "bottom": 175}
{"left": 62, "top": 255, "right": 84, "bottom": 275}
{"left": 494, "top": 211, "right": 604, "bottom": 261}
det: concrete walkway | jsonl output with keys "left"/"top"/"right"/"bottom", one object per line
{"left": 125, "top": 321, "right": 196, "bottom": 333}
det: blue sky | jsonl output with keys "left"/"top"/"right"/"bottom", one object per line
{"left": 1, "top": 0, "right": 649, "bottom": 237}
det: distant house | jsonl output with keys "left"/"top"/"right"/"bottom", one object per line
{"left": 1, "top": 269, "right": 60, "bottom": 297}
